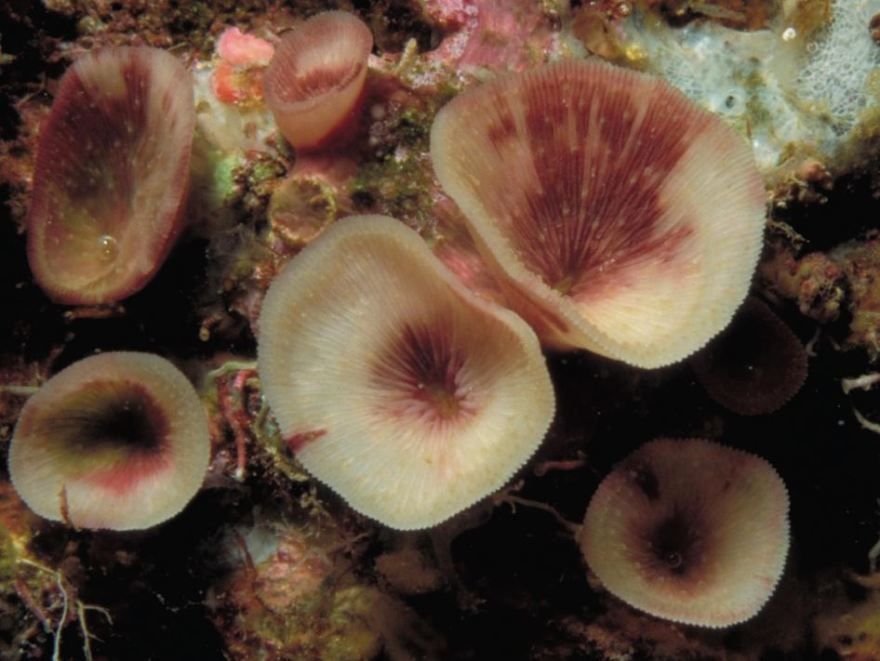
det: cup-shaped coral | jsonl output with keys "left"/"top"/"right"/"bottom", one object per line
{"left": 579, "top": 438, "right": 789, "bottom": 627}
{"left": 431, "top": 60, "right": 766, "bottom": 368}
{"left": 257, "top": 215, "right": 555, "bottom": 530}
{"left": 8, "top": 352, "right": 210, "bottom": 530}
{"left": 263, "top": 11, "right": 373, "bottom": 151}
{"left": 27, "top": 47, "right": 195, "bottom": 306}
{"left": 691, "top": 297, "right": 808, "bottom": 415}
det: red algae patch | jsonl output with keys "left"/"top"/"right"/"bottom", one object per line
{"left": 27, "top": 47, "right": 195, "bottom": 306}
{"left": 8, "top": 352, "right": 210, "bottom": 530}
{"left": 691, "top": 297, "right": 808, "bottom": 415}
{"left": 579, "top": 438, "right": 789, "bottom": 627}
{"left": 431, "top": 60, "right": 766, "bottom": 368}
{"left": 257, "top": 215, "right": 554, "bottom": 530}
{"left": 263, "top": 11, "right": 373, "bottom": 151}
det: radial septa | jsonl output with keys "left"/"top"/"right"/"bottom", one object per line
{"left": 9, "top": 352, "right": 210, "bottom": 530}
{"left": 27, "top": 46, "right": 195, "bottom": 305}
{"left": 580, "top": 439, "right": 790, "bottom": 627}
{"left": 257, "top": 215, "right": 554, "bottom": 530}
{"left": 691, "top": 297, "right": 808, "bottom": 415}
{"left": 431, "top": 60, "right": 766, "bottom": 367}
{"left": 263, "top": 11, "right": 373, "bottom": 150}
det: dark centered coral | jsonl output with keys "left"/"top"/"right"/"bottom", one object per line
{"left": 257, "top": 215, "right": 554, "bottom": 529}
{"left": 9, "top": 352, "right": 210, "bottom": 530}
{"left": 35, "top": 380, "right": 169, "bottom": 455}
{"left": 580, "top": 438, "right": 789, "bottom": 627}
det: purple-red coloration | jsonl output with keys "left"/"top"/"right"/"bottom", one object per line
{"left": 8, "top": 352, "right": 210, "bottom": 530}
{"left": 485, "top": 70, "right": 701, "bottom": 303}
{"left": 371, "top": 323, "right": 476, "bottom": 428}
{"left": 85, "top": 452, "right": 172, "bottom": 496}
{"left": 431, "top": 60, "right": 767, "bottom": 367}
{"left": 285, "top": 429, "right": 328, "bottom": 453}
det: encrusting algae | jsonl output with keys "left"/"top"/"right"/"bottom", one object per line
{"left": 1, "top": 0, "right": 880, "bottom": 659}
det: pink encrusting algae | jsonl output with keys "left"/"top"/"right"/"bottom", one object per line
{"left": 212, "top": 27, "right": 275, "bottom": 105}
{"left": 27, "top": 46, "right": 195, "bottom": 306}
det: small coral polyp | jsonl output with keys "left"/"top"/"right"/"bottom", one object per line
{"left": 580, "top": 438, "right": 790, "bottom": 627}
{"left": 257, "top": 215, "right": 554, "bottom": 530}
{"left": 27, "top": 46, "right": 195, "bottom": 306}
{"left": 263, "top": 11, "right": 373, "bottom": 151}
{"left": 431, "top": 60, "right": 767, "bottom": 368}
{"left": 8, "top": 352, "right": 210, "bottom": 531}
{"left": 691, "top": 297, "right": 809, "bottom": 415}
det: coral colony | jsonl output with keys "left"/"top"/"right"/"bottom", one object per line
{"left": 2, "top": 1, "right": 880, "bottom": 658}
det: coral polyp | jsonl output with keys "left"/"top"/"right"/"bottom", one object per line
{"left": 263, "top": 11, "right": 373, "bottom": 151}
{"left": 26, "top": 46, "right": 195, "bottom": 306}
{"left": 431, "top": 60, "right": 766, "bottom": 368}
{"left": 579, "top": 438, "right": 790, "bottom": 628}
{"left": 8, "top": 352, "right": 210, "bottom": 531}
{"left": 1, "top": 1, "right": 880, "bottom": 658}
{"left": 257, "top": 215, "right": 554, "bottom": 529}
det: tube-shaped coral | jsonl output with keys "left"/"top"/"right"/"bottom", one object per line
{"left": 257, "top": 215, "right": 554, "bottom": 530}
{"left": 263, "top": 11, "right": 373, "bottom": 151}
{"left": 579, "top": 438, "right": 790, "bottom": 627}
{"left": 8, "top": 352, "right": 210, "bottom": 530}
{"left": 431, "top": 60, "right": 766, "bottom": 368}
{"left": 27, "top": 46, "right": 195, "bottom": 305}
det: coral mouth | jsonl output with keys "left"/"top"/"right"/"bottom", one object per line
{"left": 371, "top": 323, "right": 476, "bottom": 428}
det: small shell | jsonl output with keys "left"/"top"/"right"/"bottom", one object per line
{"left": 257, "top": 215, "right": 555, "bottom": 529}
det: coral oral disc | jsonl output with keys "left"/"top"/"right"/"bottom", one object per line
{"left": 257, "top": 215, "right": 555, "bottom": 530}
{"left": 27, "top": 46, "right": 195, "bottom": 306}
{"left": 8, "top": 352, "right": 210, "bottom": 531}
{"left": 431, "top": 60, "right": 767, "bottom": 368}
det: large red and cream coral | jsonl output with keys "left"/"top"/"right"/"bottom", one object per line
{"left": 431, "top": 60, "right": 766, "bottom": 368}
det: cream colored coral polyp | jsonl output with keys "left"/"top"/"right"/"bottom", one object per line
{"left": 8, "top": 352, "right": 210, "bottom": 531}
{"left": 579, "top": 439, "right": 789, "bottom": 627}
{"left": 257, "top": 215, "right": 554, "bottom": 530}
